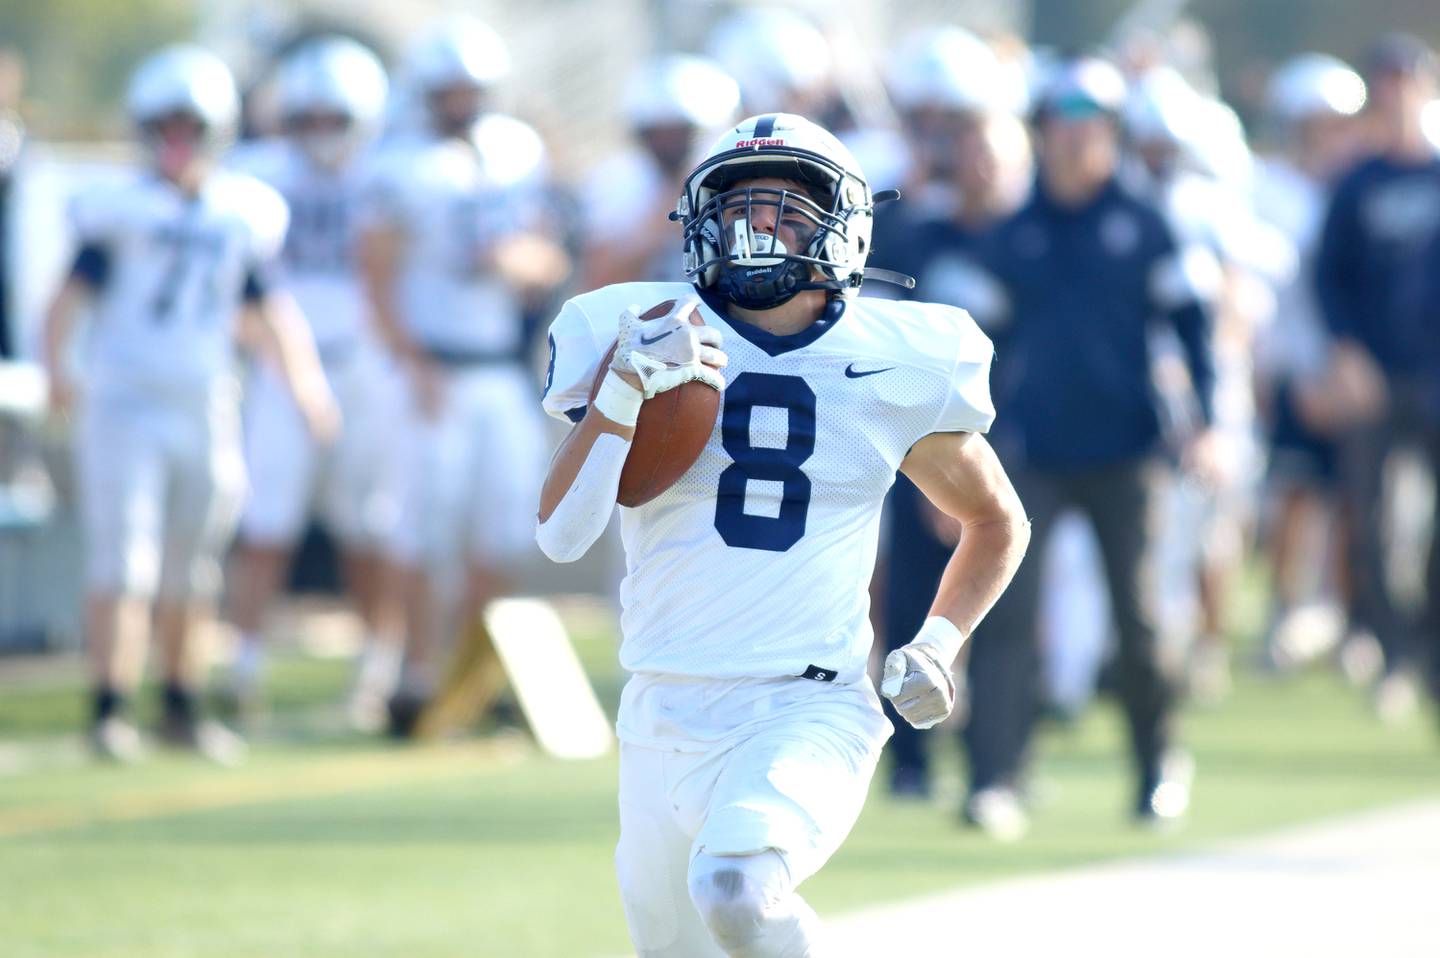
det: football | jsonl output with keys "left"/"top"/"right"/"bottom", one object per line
{"left": 589, "top": 299, "right": 722, "bottom": 507}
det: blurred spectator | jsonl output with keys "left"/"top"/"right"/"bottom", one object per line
{"left": 962, "top": 58, "right": 1215, "bottom": 836}
{"left": 1251, "top": 54, "right": 1368, "bottom": 671}
{"left": 221, "top": 37, "right": 404, "bottom": 731}
{"left": 356, "top": 17, "right": 569, "bottom": 736}
{"left": 1314, "top": 33, "right": 1440, "bottom": 720}
{"left": 580, "top": 54, "right": 738, "bottom": 289}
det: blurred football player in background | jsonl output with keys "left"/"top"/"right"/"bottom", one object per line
{"left": 357, "top": 17, "right": 570, "bottom": 735}
{"left": 1123, "top": 65, "right": 1285, "bottom": 704}
{"left": 537, "top": 111, "right": 1027, "bottom": 958}
{"left": 222, "top": 36, "right": 403, "bottom": 731}
{"left": 580, "top": 54, "right": 739, "bottom": 288}
{"left": 42, "top": 45, "right": 335, "bottom": 763}
{"left": 1250, "top": 54, "right": 1369, "bottom": 673}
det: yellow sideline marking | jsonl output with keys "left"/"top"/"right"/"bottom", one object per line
{"left": 0, "top": 739, "right": 528, "bottom": 840}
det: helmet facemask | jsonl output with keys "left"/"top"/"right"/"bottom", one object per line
{"left": 681, "top": 146, "right": 872, "bottom": 310}
{"left": 283, "top": 110, "right": 358, "bottom": 171}
{"left": 139, "top": 110, "right": 211, "bottom": 183}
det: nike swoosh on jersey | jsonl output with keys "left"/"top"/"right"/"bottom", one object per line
{"left": 844, "top": 363, "right": 895, "bottom": 378}
{"left": 639, "top": 330, "right": 676, "bottom": 346}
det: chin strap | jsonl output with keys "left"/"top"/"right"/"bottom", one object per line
{"left": 861, "top": 188, "right": 914, "bottom": 289}
{"left": 862, "top": 268, "right": 916, "bottom": 289}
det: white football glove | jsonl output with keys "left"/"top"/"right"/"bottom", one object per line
{"left": 880, "top": 618, "right": 968, "bottom": 730}
{"left": 612, "top": 297, "right": 727, "bottom": 399}
{"left": 881, "top": 645, "right": 956, "bottom": 730}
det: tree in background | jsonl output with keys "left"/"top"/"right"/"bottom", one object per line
{"left": 0, "top": 0, "right": 192, "bottom": 138}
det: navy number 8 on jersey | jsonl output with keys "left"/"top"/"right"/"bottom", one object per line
{"left": 714, "top": 372, "right": 816, "bottom": 552}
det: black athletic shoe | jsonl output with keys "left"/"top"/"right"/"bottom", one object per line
{"left": 386, "top": 692, "right": 428, "bottom": 739}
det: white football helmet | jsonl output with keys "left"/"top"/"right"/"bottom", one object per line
{"left": 623, "top": 54, "right": 740, "bottom": 132}
{"left": 127, "top": 44, "right": 238, "bottom": 140}
{"left": 405, "top": 17, "right": 509, "bottom": 93}
{"left": 888, "top": 27, "right": 1002, "bottom": 115}
{"left": 678, "top": 113, "right": 878, "bottom": 309}
{"left": 278, "top": 36, "right": 388, "bottom": 127}
{"left": 276, "top": 36, "right": 388, "bottom": 168}
{"left": 1124, "top": 67, "right": 1201, "bottom": 145}
{"left": 1034, "top": 56, "right": 1127, "bottom": 125}
{"left": 1267, "top": 54, "right": 1366, "bottom": 125}
{"left": 705, "top": 8, "right": 832, "bottom": 114}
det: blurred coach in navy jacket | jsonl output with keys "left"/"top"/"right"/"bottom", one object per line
{"left": 960, "top": 58, "right": 1218, "bottom": 837}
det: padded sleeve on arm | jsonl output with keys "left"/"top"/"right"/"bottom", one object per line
{"left": 535, "top": 431, "right": 630, "bottom": 563}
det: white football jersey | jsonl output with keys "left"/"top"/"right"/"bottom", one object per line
{"left": 358, "top": 114, "right": 547, "bottom": 356}
{"left": 228, "top": 140, "right": 370, "bottom": 355}
{"left": 70, "top": 168, "right": 288, "bottom": 398}
{"left": 544, "top": 281, "right": 994, "bottom": 684}
{"left": 1250, "top": 156, "right": 1329, "bottom": 381}
{"left": 580, "top": 148, "right": 686, "bottom": 283}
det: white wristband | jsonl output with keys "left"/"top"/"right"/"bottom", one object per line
{"left": 910, "top": 616, "right": 968, "bottom": 666}
{"left": 592, "top": 370, "right": 644, "bottom": 427}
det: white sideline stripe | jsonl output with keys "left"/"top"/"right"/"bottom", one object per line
{"left": 824, "top": 800, "right": 1440, "bottom": 957}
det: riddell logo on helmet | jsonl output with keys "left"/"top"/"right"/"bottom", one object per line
{"left": 736, "top": 137, "right": 786, "bottom": 148}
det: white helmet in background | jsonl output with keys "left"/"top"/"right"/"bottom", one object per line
{"left": 889, "top": 27, "right": 1001, "bottom": 115}
{"left": 127, "top": 44, "right": 238, "bottom": 138}
{"left": 404, "top": 17, "right": 509, "bottom": 137}
{"left": 1124, "top": 67, "right": 1202, "bottom": 145}
{"left": 406, "top": 17, "right": 509, "bottom": 93}
{"left": 1267, "top": 54, "right": 1366, "bottom": 124}
{"left": 278, "top": 37, "right": 388, "bottom": 127}
{"left": 624, "top": 54, "right": 740, "bottom": 131}
{"left": 679, "top": 113, "right": 877, "bottom": 309}
{"left": 127, "top": 44, "right": 238, "bottom": 180}
{"left": 705, "top": 8, "right": 832, "bottom": 114}
{"left": 277, "top": 36, "right": 388, "bottom": 168}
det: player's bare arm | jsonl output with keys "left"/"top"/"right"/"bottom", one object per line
{"left": 486, "top": 230, "right": 572, "bottom": 294}
{"left": 884, "top": 430, "right": 1030, "bottom": 729}
{"left": 41, "top": 275, "right": 92, "bottom": 418}
{"left": 238, "top": 293, "right": 340, "bottom": 443}
{"left": 356, "top": 220, "right": 444, "bottom": 417}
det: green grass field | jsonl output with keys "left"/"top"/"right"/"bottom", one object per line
{"left": 3, "top": 598, "right": 1440, "bottom": 957}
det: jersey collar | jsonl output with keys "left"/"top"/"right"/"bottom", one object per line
{"left": 697, "top": 288, "right": 846, "bottom": 357}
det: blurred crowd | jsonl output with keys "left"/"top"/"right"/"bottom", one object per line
{"left": 0, "top": 6, "right": 1437, "bottom": 831}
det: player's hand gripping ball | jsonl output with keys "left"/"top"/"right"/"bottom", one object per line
{"left": 590, "top": 298, "right": 726, "bottom": 507}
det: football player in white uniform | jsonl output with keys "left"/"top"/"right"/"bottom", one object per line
{"left": 537, "top": 114, "right": 1029, "bottom": 957}
{"left": 1251, "top": 55, "right": 1369, "bottom": 670}
{"left": 357, "top": 18, "right": 569, "bottom": 734}
{"left": 223, "top": 37, "right": 403, "bottom": 728}
{"left": 41, "top": 45, "right": 336, "bottom": 763}
{"left": 580, "top": 54, "right": 739, "bottom": 288}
